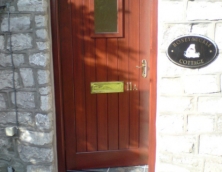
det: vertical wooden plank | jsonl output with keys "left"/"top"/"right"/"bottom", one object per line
{"left": 96, "top": 39, "right": 108, "bottom": 151}
{"left": 107, "top": 38, "right": 119, "bottom": 150}
{"left": 128, "top": 0, "right": 140, "bottom": 148}
{"left": 83, "top": 0, "right": 97, "bottom": 152}
{"left": 118, "top": 0, "right": 130, "bottom": 149}
{"left": 72, "top": 0, "right": 87, "bottom": 152}
{"left": 139, "top": 0, "right": 149, "bottom": 148}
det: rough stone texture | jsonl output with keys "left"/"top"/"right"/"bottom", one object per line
{"left": 217, "top": 115, "right": 222, "bottom": 131}
{"left": 159, "top": 1, "right": 185, "bottom": 22}
{"left": 20, "top": 68, "right": 35, "bottom": 87}
{"left": 37, "top": 70, "right": 50, "bottom": 85}
{"left": 17, "top": 0, "right": 47, "bottom": 12}
{"left": 215, "top": 23, "right": 222, "bottom": 50}
{"left": 0, "top": 53, "right": 25, "bottom": 67}
{"left": 198, "top": 97, "right": 222, "bottom": 113}
{"left": 18, "top": 145, "right": 53, "bottom": 163}
{"left": 1, "top": 15, "right": 31, "bottom": 32}
{"left": 36, "top": 41, "right": 49, "bottom": 50}
{"left": 35, "top": 113, "right": 52, "bottom": 130}
{"left": 19, "top": 129, "right": 53, "bottom": 145}
{"left": 40, "top": 95, "right": 52, "bottom": 111}
{"left": 204, "top": 162, "right": 222, "bottom": 172}
{"left": 0, "top": 70, "right": 20, "bottom": 89}
{"left": 36, "top": 29, "right": 48, "bottom": 40}
{"left": 11, "top": 92, "right": 35, "bottom": 109}
{"left": 160, "top": 77, "right": 184, "bottom": 95}
{"left": 39, "top": 86, "right": 51, "bottom": 95}
{"left": 27, "top": 165, "right": 53, "bottom": 172}
{"left": 183, "top": 75, "right": 220, "bottom": 94}
{"left": 157, "top": 163, "right": 191, "bottom": 172}
{"left": 35, "top": 15, "right": 47, "bottom": 28}
{"left": 159, "top": 97, "right": 194, "bottom": 112}
{"left": 0, "top": 112, "right": 33, "bottom": 126}
{"left": 159, "top": 136, "right": 196, "bottom": 153}
{"left": 188, "top": 115, "right": 215, "bottom": 133}
{"left": 173, "top": 155, "right": 204, "bottom": 169}
{"left": 29, "top": 52, "right": 49, "bottom": 67}
{"left": 8, "top": 34, "right": 33, "bottom": 51}
{"left": 187, "top": 2, "right": 222, "bottom": 20}
{"left": 0, "top": 35, "right": 4, "bottom": 50}
{"left": 158, "top": 114, "right": 184, "bottom": 134}
{"left": 0, "top": 93, "right": 6, "bottom": 109}
{"left": 200, "top": 135, "right": 222, "bottom": 156}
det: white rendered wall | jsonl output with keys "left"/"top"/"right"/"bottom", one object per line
{"left": 157, "top": 0, "right": 222, "bottom": 171}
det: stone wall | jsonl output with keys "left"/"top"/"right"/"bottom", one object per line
{"left": 0, "top": 0, "right": 56, "bottom": 172}
{"left": 157, "top": 0, "right": 222, "bottom": 172}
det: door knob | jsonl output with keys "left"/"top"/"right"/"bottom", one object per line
{"left": 136, "top": 59, "right": 147, "bottom": 78}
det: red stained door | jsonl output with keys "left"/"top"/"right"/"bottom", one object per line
{"left": 58, "top": 0, "right": 152, "bottom": 170}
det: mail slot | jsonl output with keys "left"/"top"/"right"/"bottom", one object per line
{"left": 91, "top": 81, "right": 124, "bottom": 94}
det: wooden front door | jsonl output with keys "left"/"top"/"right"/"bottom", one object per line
{"left": 52, "top": 0, "right": 157, "bottom": 171}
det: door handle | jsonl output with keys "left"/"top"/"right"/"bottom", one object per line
{"left": 136, "top": 59, "right": 147, "bottom": 78}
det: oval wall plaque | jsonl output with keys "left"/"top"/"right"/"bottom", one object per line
{"left": 166, "top": 35, "right": 219, "bottom": 68}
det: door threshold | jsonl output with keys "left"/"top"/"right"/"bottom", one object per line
{"left": 67, "top": 165, "right": 148, "bottom": 172}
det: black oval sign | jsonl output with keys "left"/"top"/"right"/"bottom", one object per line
{"left": 166, "top": 35, "right": 219, "bottom": 68}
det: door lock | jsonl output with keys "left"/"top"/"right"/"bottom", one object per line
{"left": 136, "top": 59, "right": 147, "bottom": 78}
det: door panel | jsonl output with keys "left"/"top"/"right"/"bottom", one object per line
{"left": 59, "top": 0, "right": 150, "bottom": 170}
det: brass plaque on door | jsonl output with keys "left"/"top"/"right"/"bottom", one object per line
{"left": 91, "top": 81, "right": 124, "bottom": 94}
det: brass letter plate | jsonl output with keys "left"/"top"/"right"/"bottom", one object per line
{"left": 91, "top": 81, "right": 124, "bottom": 94}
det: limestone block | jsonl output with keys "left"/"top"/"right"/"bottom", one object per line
{"left": 1, "top": 15, "right": 31, "bottom": 32}
{"left": 36, "top": 29, "right": 48, "bottom": 39}
{"left": 159, "top": 1, "right": 185, "bottom": 22}
{"left": 157, "top": 163, "right": 191, "bottom": 172}
{"left": 159, "top": 153, "right": 172, "bottom": 163}
{"left": 215, "top": 23, "right": 222, "bottom": 50}
{"left": 0, "top": 137, "right": 11, "bottom": 151}
{"left": 35, "top": 15, "right": 47, "bottom": 27}
{"left": 0, "top": 93, "right": 6, "bottom": 109}
{"left": 19, "top": 129, "right": 53, "bottom": 145}
{"left": 183, "top": 75, "right": 220, "bottom": 94}
{"left": 0, "top": 112, "right": 33, "bottom": 126}
{"left": 159, "top": 96, "right": 194, "bottom": 112}
{"left": 18, "top": 145, "right": 53, "bottom": 163}
{"left": 0, "top": 53, "right": 25, "bottom": 67}
{"left": 198, "top": 54, "right": 222, "bottom": 74}
{"left": 35, "top": 113, "right": 52, "bottom": 130}
{"left": 198, "top": 97, "right": 222, "bottom": 113}
{"left": 160, "top": 24, "right": 191, "bottom": 51}
{"left": 158, "top": 114, "right": 184, "bottom": 134}
{"left": 0, "top": 35, "right": 4, "bottom": 50}
{"left": 37, "top": 70, "right": 50, "bottom": 85}
{"left": 36, "top": 41, "right": 49, "bottom": 50}
{"left": 217, "top": 115, "right": 222, "bottom": 131}
{"left": 191, "top": 24, "right": 209, "bottom": 37}
{"left": 187, "top": 2, "right": 222, "bottom": 20}
{"left": 40, "top": 95, "right": 52, "bottom": 111}
{"left": 39, "top": 86, "right": 51, "bottom": 95}
{"left": 173, "top": 155, "right": 204, "bottom": 169}
{"left": 188, "top": 115, "right": 215, "bottom": 133}
{"left": 200, "top": 135, "right": 222, "bottom": 156}
{"left": 0, "top": 70, "right": 20, "bottom": 89}
{"left": 159, "top": 135, "right": 196, "bottom": 153}
{"left": 17, "top": 0, "right": 47, "bottom": 12}
{"left": 27, "top": 165, "right": 53, "bottom": 172}
{"left": 160, "top": 77, "right": 184, "bottom": 95}
{"left": 29, "top": 52, "right": 49, "bottom": 67}
{"left": 11, "top": 92, "right": 35, "bottom": 109}
{"left": 20, "top": 68, "right": 34, "bottom": 87}
{"left": 204, "top": 162, "right": 222, "bottom": 172}
{"left": 7, "top": 34, "right": 32, "bottom": 51}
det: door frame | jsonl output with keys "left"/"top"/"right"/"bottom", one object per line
{"left": 50, "top": 0, "right": 157, "bottom": 171}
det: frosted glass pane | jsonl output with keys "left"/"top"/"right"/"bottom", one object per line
{"left": 94, "top": 0, "right": 117, "bottom": 33}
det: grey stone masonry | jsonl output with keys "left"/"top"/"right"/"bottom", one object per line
{"left": 157, "top": 0, "right": 222, "bottom": 172}
{"left": 0, "top": 0, "right": 55, "bottom": 171}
